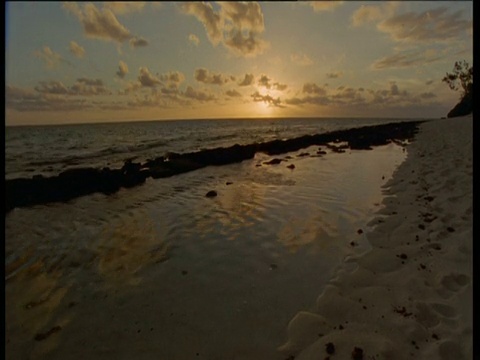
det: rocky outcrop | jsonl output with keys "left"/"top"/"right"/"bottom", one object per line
{"left": 447, "top": 91, "right": 472, "bottom": 118}
{"left": 5, "top": 121, "right": 423, "bottom": 214}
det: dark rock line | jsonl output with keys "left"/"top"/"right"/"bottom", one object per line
{"left": 5, "top": 120, "right": 423, "bottom": 214}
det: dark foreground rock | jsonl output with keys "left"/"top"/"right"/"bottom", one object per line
{"left": 5, "top": 121, "right": 423, "bottom": 214}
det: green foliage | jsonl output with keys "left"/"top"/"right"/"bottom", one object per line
{"left": 442, "top": 60, "right": 473, "bottom": 99}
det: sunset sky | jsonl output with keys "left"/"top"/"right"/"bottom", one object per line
{"left": 5, "top": 1, "right": 473, "bottom": 126}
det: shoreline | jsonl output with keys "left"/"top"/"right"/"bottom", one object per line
{"left": 278, "top": 115, "right": 473, "bottom": 359}
{"left": 5, "top": 120, "right": 422, "bottom": 214}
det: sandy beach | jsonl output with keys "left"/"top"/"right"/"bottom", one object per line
{"left": 279, "top": 114, "right": 473, "bottom": 359}
{"left": 5, "top": 115, "right": 472, "bottom": 360}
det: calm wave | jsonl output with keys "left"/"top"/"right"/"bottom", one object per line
{"left": 5, "top": 117, "right": 418, "bottom": 179}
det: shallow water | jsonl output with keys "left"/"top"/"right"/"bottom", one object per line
{"left": 5, "top": 142, "right": 406, "bottom": 359}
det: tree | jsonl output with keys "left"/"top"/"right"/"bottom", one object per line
{"left": 442, "top": 60, "right": 473, "bottom": 99}
{"left": 442, "top": 60, "right": 473, "bottom": 118}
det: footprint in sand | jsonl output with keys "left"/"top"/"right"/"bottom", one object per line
{"left": 440, "top": 273, "right": 470, "bottom": 292}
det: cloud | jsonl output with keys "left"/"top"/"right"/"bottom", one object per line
{"left": 184, "top": 86, "right": 216, "bottom": 102}
{"left": 129, "top": 37, "right": 149, "bottom": 48}
{"left": 285, "top": 95, "right": 330, "bottom": 106}
{"left": 194, "top": 68, "right": 232, "bottom": 85}
{"left": 257, "top": 74, "right": 271, "bottom": 88}
{"left": 251, "top": 91, "right": 282, "bottom": 107}
{"left": 257, "top": 74, "right": 287, "bottom": 91}
{"left": 138, "top": 67, "right": 161, "bottom": 87}
{"left": 34, "top": 81, "right": 69, "bottom": 95}
{"left": 160, "top": 71, "right": 186, "bottom": 86}
{"left": 420, "top": 92, "right": 436, "bottom": 99}
{"left": 326, "top": 71, "right": 343, "bottom": 79}
{"left": 220, "top": 2, "right": 268, "bottom": 57}
{"left": 285, "top": 81, "right": 435, "bottom": 109}
{"left": 226, "top": 89, "right": 242, "bottom": 97}
{"left": 180, "top": 1, "right": 268, "bottom": 57}
{"left": 371, "top": 49, "right": 442, "bottom": 70}
{"left": 116, "top": 60, "right": 129, "bottom": 78}
{"left": 307, "top": 1, "right": 344, "bottom": 13}
{"left": 351, "top": 4, "right": 471, "bottom": 51}
{"left": 180, "top": 2, "right": 223, "bottom": 44}
{"left": 302, "top": 83, "right": 327, "bottom": 95}
{"left": 238, "top": 73, "right": 254, "bottom": 86}
{"left": 103, "top": 2, "right": 147, "bottom": 15}
{"left": 290, "top": 52, "right": 314, "bottom": 66}
{"left": 188, "top": 33, "right": 200, "bottom": 46}
{"left": 63, "top": 2, "right": 132, "bottom": 43}
{"left": 69, "top": 41, "right": 85, "bottom": 58}
{"left": 69, "top": 78, "right": 110, "bottom": 95}
{"left": 351, "top": 2, "right": 400, "bottom": 27}
{"left": 34, "top": 46, "right": 70, "bottom": 69}
{"left": 6, "top": 85, "right": 93, "bottom": 112}
{"left": 34, "top": 78, "right": 110, "bottom": 96}
{"left": 377, "top": 7, "right": 472, "bottom": 43}
{"left": 273, "top": 82, "right": 288, "bottom": 91}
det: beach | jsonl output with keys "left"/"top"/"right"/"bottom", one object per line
{"left": 279, "top": 114, "right": 473, "bottom": 360}
{"left": 5, "top": 115, "right": 472, "bottom": 360}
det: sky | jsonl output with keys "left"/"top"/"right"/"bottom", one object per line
{"left": 5, "top": 1, "right": 473, "bottom": 126}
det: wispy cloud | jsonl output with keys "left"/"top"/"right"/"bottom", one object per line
{"left": 34, "top": 46, "right": 70, "bottom": 69}
{"left": 34, "top": 78, "right": 110, "bottom": 96}
{"left": 129, "top": 37, "right": 149, "bottom": 48}
{"left": 188, "top": 34, "right": 200, "bottom": 46}
{"left": 326, "top": 71, "right": 343, "bottom": 79}
{"left": 63, "top": 2, "right": 131, "bottom": 43}
{"left": 378, "top": 7, "right": 472, "bottom": 44}
{"left": 371, "top": 49, "right": 442, "bottom": 70}
{"left": 69, "top": 41, "right": 85, "bottom": 58}
{"left": 351, "top": 3, "right": 399, "bottom": 27}
{"left": 352, "top": 3, "right": 471, "bottom": 44}
{"left": 63, "top": 2, "right": 149, "bottom": 47}
{"left": 290, "top": 52, "right": 314, "bottom": 66}
{"left": 103, "top": 2, "right": 147, "bottom": 15}
{"left": 116, "top": 60, "right": 129, "bottom": 78}
{"left": 306, "top": 1, "right": 344, "bottom": 13}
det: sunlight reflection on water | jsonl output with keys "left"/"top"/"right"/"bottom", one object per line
{"left": 5, "top": 141, "right": 407, "bottom": 359}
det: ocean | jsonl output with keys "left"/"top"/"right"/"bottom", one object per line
{"left": 5, "top": 117, "right": 418, "bottom": 359}
{"left": 5, "top": 117, "right": 416, "bottom": 180}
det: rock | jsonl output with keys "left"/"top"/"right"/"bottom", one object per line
{"left": 5, "top": 121, "right": 423, "bottom": 214}
{"left": 286, "top": 164, "right": 295, "bottom": 170}
{"left": 206, "top": 190, "right": 217, "bottom": 198}
{"left": 447, "top": 91, "right": 472, "bottom": 118}
{"left": 264, "top": 158, "right": 283, "bottom": 165}
{"left": 351, "top": 347, "right": 364, "bottom": 360}
{"left": 226, "top": 181, "right": 233, "bottom": 185}
{"left": 326, "top": 342, "right": 335, "bottom": 355}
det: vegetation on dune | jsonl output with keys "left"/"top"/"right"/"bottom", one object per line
{"left": 442, "top": 60, "right": 473, "bottom": 118}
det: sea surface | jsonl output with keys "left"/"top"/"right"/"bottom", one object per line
{"left": 5, "top": 117, "right": 416, "bottom": 180}
{"left": 6, "top": 117, "right": 418, "bottom": 359}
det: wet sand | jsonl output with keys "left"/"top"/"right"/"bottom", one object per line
{"left": 279, "top": 115, "right": 473, "bottom": 360}
{"left": 6, "top": 116, "right": 472, "bottom": 359}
